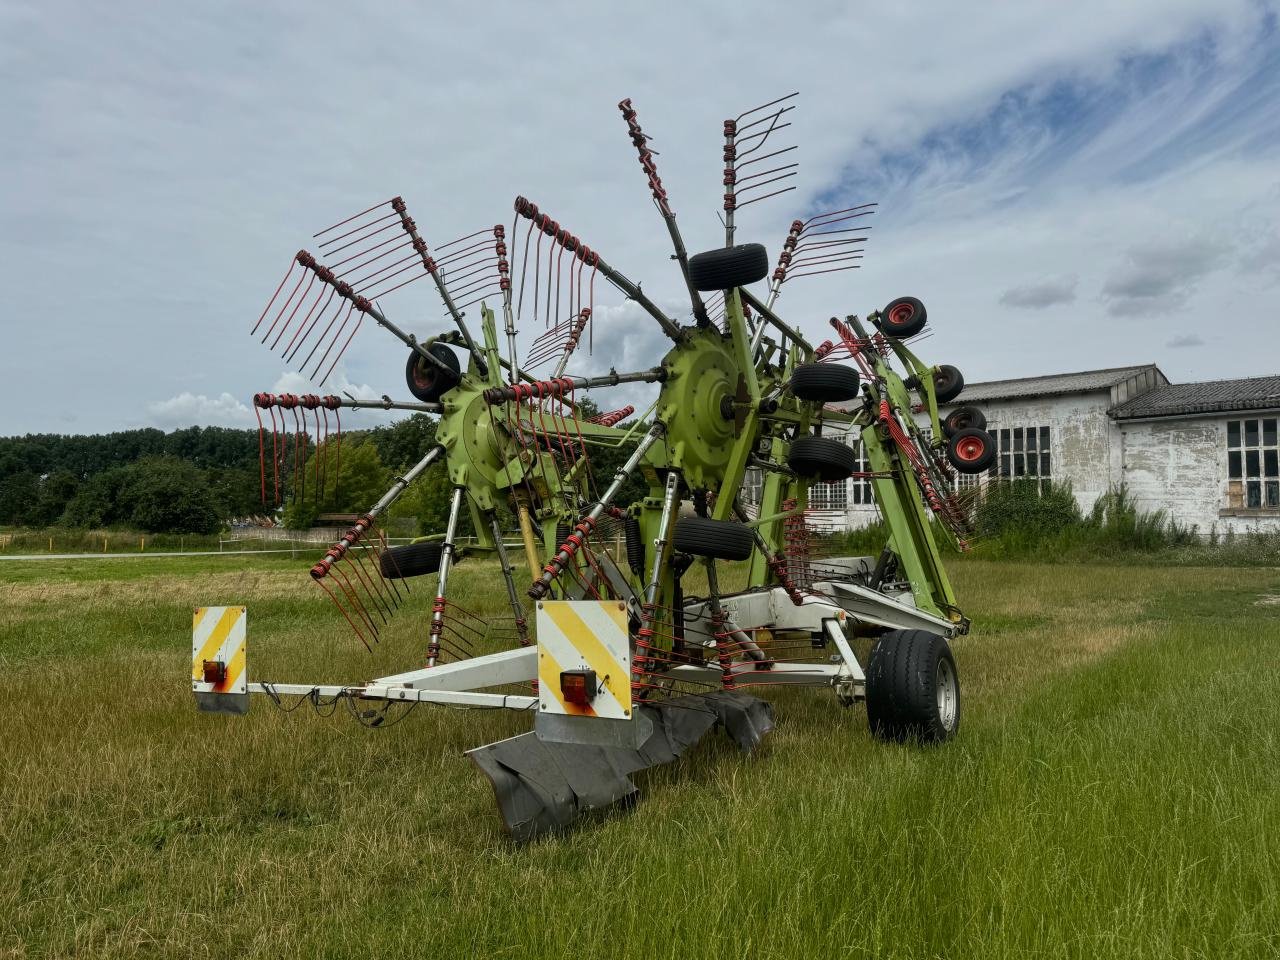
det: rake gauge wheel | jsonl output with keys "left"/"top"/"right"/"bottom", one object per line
{"left": 941, "top": 405, "right": 986, "bottom": 439}
{"left": 379, "top": 541, "right": 445, "bottom": 579}
{"left": 787, "top": 436, "right": 858, "bottom": 485}
{"left": 688, "top": 243, "right": 770, "bottom": 291}
{"left": 672, "top": 516, "right": 755, "bottom": 562}
{"left": 876, "top": 296, "right": 927, "bottom": 339}
{"left": 405, "top": 343, "right": 462, "bottom": 403}
{"left": 946, "top": 428, "right": 996, "bottom": 474}
{"left": 790, "top": 362, "right": 861, "bottom": 403}
{"left": 932, "top": 364, "right": 964, "bottom": 404}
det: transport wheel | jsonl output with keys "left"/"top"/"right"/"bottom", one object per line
{"left": 946, "top": 428, "right": 996, "bottom": 474}
{"left": 405, "top": 343, "right": 461, "bottom": 403}
{"left": 379, "top": 541, "right": 446, "bottom": 578}
{"left": 672, "top": 516, "right": 754, "bottom": 561}
{"left": 876, "top": 296, "right": 927, "bottom": 338}
{"left": 787, "top": 435, "right": 858, "bottom": 485}
{"left": 932, "top": 364, "right": 964, "bottom": 403}
{"left": 688, "top": 243, "right": 770, "bottom": 291}
{"left": 790, "top": 362, "right": 861, "bottom": 403}
{"left": 941, "top": 405, "right": 986, "bottom": 439}
{"left": 866, "top": 629, "right": 960, "bottom": 743}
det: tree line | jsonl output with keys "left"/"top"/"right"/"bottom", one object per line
{"left": 0, "top": 404, "right": 650, "bottom": 536}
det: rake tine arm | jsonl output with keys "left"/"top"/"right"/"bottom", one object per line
{"left": 482, "top": 367, "right": 666, "bottom": 405}
{"left": 617, "top": 99, "right": 709, "bottom": 327}
{"left": 308, "top": 444, "right": 445, "bottom": 582}
{"left": 528, "top": 422, "right": 666, "bottom": 600}
{"left": 293, "top": 250, "right": 454, "bottom": 379}
{"left": 514, "top": 196, "right": 683, "bottom": 342}
{"left": 389, "top": 198, "right": 488, "bottom": 376}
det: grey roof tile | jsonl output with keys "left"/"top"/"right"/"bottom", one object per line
{"left": 948, "top": 365, "right": 1156, "bottom": 403}
{"left": 1109, "top": 375, "right": 1280, "bottom": 420}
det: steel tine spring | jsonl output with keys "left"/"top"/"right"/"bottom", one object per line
{"left": 735, "top": 185, "right": 797, "bottom": 209}
{"left": 312, "top": 198, "right": 396, "bottom": 238}
{"left": 317, "top": 209, "right": 401, "bottom": 250}
{"left": 733, "top": 91, "right": 799, "bottom": 124}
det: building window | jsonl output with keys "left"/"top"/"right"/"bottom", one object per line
{"left": 809, "top": 476, "right": 848, "bottom": 510}
{"left": 993, "top": 426, "right": 1052, "bottom": 489}
{"left": 1227, "top": 417, "right": 1279, "bottom": 509}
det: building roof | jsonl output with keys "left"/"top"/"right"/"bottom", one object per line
{"left": 1109, "top": 375, "right": 1280, "bottom": 420}
{"left": 949, "top": 365, "right": 1158, "bottom": 403}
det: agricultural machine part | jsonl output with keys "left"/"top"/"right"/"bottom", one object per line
{"left": 406, "top": 343, "right": 461, "bottom": 402}
{"left": 942, "top": 405, "right": 987, "bottom": 438}
{"left": 198, "top": 93, "right": 983, "bottom": 841}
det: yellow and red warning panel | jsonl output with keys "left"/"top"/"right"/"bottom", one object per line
{"left": 192, "top": 606, "right": 248, "bottom": 714}
{"left": 536, "top": 600, "right": 631, "bottom": 720}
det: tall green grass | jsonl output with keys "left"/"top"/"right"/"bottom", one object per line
{"left": 2, "top": 556, "right": 1278, "bottom": 958}
{"left": 823, "top": 482, "right": 1280, "bottom": 566}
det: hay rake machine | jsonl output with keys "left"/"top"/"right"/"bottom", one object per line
{"left": 193, "top": 94, "right": 997, "bottom": 840}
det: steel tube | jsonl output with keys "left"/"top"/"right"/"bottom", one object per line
{"left": 528, "top": 422, "right": 666, "bottom": 599}
{"left": 427, "top": 486, "right": 465, "bottom": 667}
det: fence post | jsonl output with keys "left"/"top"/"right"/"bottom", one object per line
{"left": 49, "top": 536, "right": 53, "bottom": 553}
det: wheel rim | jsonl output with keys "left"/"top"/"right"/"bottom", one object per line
{"left": 411, "top": 361, "right": 435, "bottom": 390}
{"left": 888, "top": 303, "right": 914, "bottom": 327}
{"left": 956, "top": 436, "right": 985, "bottom": 461}
{"left": 936, "top": 657, "right": 958, "bottom": 731}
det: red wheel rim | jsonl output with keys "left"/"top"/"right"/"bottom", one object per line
{"left": 888, "top": 303, "right": 914, "bottom": 327}
{"left": 956, "top": 436, "right": 985, "bottom": 461}
{"left": 411, "top": 359, "right": 436, "bottom": 390}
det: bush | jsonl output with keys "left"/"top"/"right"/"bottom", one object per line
{"left": 975, "top": 479, "right": 1081, "bottom": 539}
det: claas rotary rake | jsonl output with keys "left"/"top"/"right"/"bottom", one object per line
{"left": 192, "top": 94, "right": 997, "bottom": 840}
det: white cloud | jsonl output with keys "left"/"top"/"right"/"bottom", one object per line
{"left": 3, "top": 1, "right": 1279, "bottom": 433}
{"left": 146, "top": 392, "right": 253, "bottom": 428}
{"left": 1167, "top": 333, "right": 1205, "bottom": 348}
{"left": 999, "top": 276, "right": 1078, "bottom": 309}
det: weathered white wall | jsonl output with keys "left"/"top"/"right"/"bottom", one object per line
{"left": 830, "top": 390, "right": 1122, "bottom": 530}
{"left": 815, "top": 392, "right": 1279, "bottom": 535}
{"left": 967, "top": 392, "right": 1118, "bottom": 513}
{"left": 1119, "top": 415, "right": 1278, "bottom": 535}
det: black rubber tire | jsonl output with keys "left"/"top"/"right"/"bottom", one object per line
{"left": 787, "top": 436, "right": 858, "bottom": 485}
{"left": 877, "top": 296, "right": 928, "bottom": 339}
{"left": 672, "top": 517, "right": 754, "bottom": 562}
{"left": 379, "top": 541, "right": 444, "bottom": 579}
{"left": 687, "top": 243, "right": 770, "bottom": 291}
{"left": 866, "top": 629, "right": 960, "bottom": 743}
{"left": 947, "top": 427, "right": 996, "bottom": 474}
{"left": 405, "top": 343, "right": 461, "bottom": 403}
{"left": 791, "top": 362, "right": 861, "bottom": 403}
{"left": 941, "top": 405, "right": 986, "bottom": 439}
{"left": 933, "top": 364, "right": 964, "bottom": 404}
{"left": 623, "top": 515, "right": 645, "bottom": 576}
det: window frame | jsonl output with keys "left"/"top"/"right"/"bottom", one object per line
{"left": 1226, "top": 416, "right": 1280, "bottom": 511}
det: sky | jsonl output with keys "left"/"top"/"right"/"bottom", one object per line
{"left": 2, "top": 1, "right": 1278, "bottom": 436}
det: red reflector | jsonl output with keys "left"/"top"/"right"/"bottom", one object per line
{"left": 202, "top": 660, "right": 226, "bottom": 684}
{"left": 560, "top": 669, "right": 597, "bottom": 706}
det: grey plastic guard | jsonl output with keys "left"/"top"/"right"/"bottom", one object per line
{"left": 467, "top": 690, "right": 774, "bottom": 841}
{"left": 194, "top": 691, "right": 249, "bottom": 715}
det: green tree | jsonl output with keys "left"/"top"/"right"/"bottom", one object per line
{"left": 366, "top": 414, "right": 439, "bottom": 472}
{"left": 0, "top": 471, "right": 39, "bottom": 525}
{"left": 286, "top": 439, "right": 390, "bottom": 527}
{"left": 61, "top": 469, "right": 127, "bottom": 528}
{"left": 115, "top": 457, "right": 221, "bottom": 534}
{"left": 30, "top": 470, "right": 81, "bottom": 527}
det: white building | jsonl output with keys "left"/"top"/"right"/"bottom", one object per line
{"left": 808, "top": 364, "right": 1280, "bottom": 536}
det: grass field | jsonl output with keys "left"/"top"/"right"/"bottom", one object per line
{"left": 2, "top": 553, "right": 1279, "bottom": 959}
